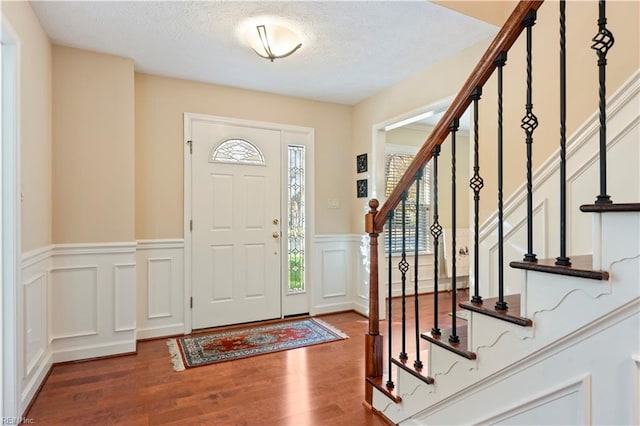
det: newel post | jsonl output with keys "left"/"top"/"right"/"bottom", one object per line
{"left": 365, "top": 198, "right": 383, "bottom": 405}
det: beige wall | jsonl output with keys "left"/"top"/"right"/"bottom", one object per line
{"left": 3, "top": 2, "right": 53, "bottom": 253}
{"left": 351, "top": 39, "right": 491, "bottom": 233}
{"left": 52, "top": 46, "right": 135, "bottom": 243}
{"left": 477, "top": 0, "right": 640, "bottom": 222}
{"left": 135, "top": 73, "right": 353, "bottom": 239}
{"left": 386, "top": 125, "right": 470, "bottom": 229}
{"left": 432, "top": 0, "right": 514, "bottom": 27}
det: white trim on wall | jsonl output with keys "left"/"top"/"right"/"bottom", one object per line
{"left": 136, "top": 239, "right": 184, "bottom": 340}
{"left": 47, "top": 243, "right": 137, "bottom": 363}
{"left": 19, "top": 247, "right": 50, "bottom": 417}
{"left": 1, "top": 14, "right": 21, "bottom": 419}
{"left": 313, "top": 234, "right": 361, "bottom": 315}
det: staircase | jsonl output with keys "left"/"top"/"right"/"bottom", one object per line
{"left": 363, "top": 1, "right": 640, "bottom": 424}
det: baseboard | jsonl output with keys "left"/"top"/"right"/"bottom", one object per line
{"left": 52, "top": 340, "right": 136, "bottom": 363}
{"left": 313, "top": 301, "right": 355, "bottom": 316}
{"left": 136, "top": 323, "right": 185, "bottom": 340}
{"left": 20, "top": 351, "right": 52, "bottom": 415}
{"left": 353, "top": 299, "right": 369, "bottom": 317}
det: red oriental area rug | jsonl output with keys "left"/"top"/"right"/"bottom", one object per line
{"left": 167, "top": 318, "right": 348, "bottom": 371}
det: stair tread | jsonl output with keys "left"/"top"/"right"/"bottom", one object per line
{"left": 580, "top": 202, "right": 640, "bottom": 213}
{"left": 366, "top": 376, "right": 402, "bottom": 403}
{"left": 421, "top": 324, "right": 476, "bottom": 360}
{"left": 460, "top": 294, "right": 532, "bottom": 327}
{"left": 510, "top": 254, "right": 608, "bottom": 281}
{"left": 391, "top": 358, "right": 434, "bottom": 385}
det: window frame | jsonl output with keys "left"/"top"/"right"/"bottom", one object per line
{"left": 384, "top": 144, "right": 433, "bottom": 256}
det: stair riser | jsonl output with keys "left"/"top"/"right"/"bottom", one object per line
{"left": 593, "top": 212, "right": 640, "bottom": 270}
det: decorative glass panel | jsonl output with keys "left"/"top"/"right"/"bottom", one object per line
{"left": 210, "top": 139, "right": 265, "bottom": 165}
{"left": 287, "top": 145, "right": 305, "bottom": 293}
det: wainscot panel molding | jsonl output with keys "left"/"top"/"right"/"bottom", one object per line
{"left": 49, "top": 242, "right": 137, "bottom": 363}
{"left": 384, "top": 253, "right": 439, "bottom": 298}
{"left": 312, "top": 235, "right": 361, "bottom": 315}
{"left": 136, "top": 239, "right": 185, "bottom": 339}
{"left": 20, "top": 246, "right": 53, "bottom": 415}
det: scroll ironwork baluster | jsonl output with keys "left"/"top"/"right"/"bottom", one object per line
{"left": 430, "top": 146, "right": 442, "bottom": 337}
{"left": 399, "top": 192, "right": 409, "bottom": 363}
{"left": 386, "top": 212, "right": 394, "bottom": 390}
{"left": 470, "top": 86, "right": 484, "bottom": 304}
{"left": 591, "top": 0, "right": 614, "bottom": 204}
{"left": 449, "top": 119, "right": 460, "bottom": 344}
{"left": 521, "top": 9, "right": 538, "bottom": 264}
{"left": 556, "top": 0, "right": 571, "bottom": 266}
{"left": 413, "top": 170, "right": 424, "bottom": 370}
{"left": 496, "top": 51, "right": 508, "bottom": 311}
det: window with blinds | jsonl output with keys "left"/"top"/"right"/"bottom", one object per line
{"left": 384, "top": 152, "right": 432, "bottom": 255}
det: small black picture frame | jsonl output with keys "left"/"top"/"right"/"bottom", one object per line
{"left": 356, "top": 179, "right": 368, "bottom": 198}
{"left": 356, "top": 153, "right": 368, "bottom": 173}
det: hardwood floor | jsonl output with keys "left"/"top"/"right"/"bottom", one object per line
{"left": 27, "top": 291, "right": 466, "bottom": 425}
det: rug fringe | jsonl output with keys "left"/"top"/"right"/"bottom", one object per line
{"left": 311, "top": 318, "right": 349, "bottom": 339}
{"left": 166, "top": 339, "right": 186, "bottom": 371}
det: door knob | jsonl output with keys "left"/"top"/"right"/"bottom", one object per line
{"left": 272, "top": 232, "right": 280, "bottom": 239}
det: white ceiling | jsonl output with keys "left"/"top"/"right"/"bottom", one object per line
{"left": 30, "top": 1, "right": 498, "bottom": 105}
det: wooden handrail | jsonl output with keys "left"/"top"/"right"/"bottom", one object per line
{"left": 373, "top": 0, "right": 544, "bottom": 232}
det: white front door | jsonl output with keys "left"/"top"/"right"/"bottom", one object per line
{"left": 191, "top": 120, "right": 282, "bottom": 329}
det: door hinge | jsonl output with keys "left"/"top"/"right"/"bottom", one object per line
{"left": 187, "top": 140, "right": 192, "bottom": 154}
{"left": 190, "top": 297, "right": 193, "bottom": 309}
{"left": 190, "top": 219, "right": 193, "bottom": 231}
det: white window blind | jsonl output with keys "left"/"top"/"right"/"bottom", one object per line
{"left": 384, "top": 152, "right": 432, "bottom": 254}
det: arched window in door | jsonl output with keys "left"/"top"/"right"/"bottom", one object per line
{"left": 210, "top": 138, "right": 266, "bottom": 165}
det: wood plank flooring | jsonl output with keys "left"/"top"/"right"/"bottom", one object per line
{"left": 27, "top": 291, "right": 466, "bottom": 425}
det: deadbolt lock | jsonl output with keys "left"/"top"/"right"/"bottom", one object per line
{"left": 273, "top": 218, "right": 279, "bottom": 225}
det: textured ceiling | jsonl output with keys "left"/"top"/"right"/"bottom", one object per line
{"left": 30, "top": 1, "right": 498, "bottom": 105}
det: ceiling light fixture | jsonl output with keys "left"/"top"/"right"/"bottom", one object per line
{"left": 247, "top": 24, "right": 302, "bottom": 62}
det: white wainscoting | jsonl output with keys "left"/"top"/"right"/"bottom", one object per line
{"left": 385, "top": 253, "right": 434, "bottom": 298}
{"left": 312, "top": 235, "right": 362, "bottom": 315}
{"left": 49, "top": 243, "right": 137, "bottom": 363}
{"left": 20, "top": 246, "right": 53, "bottom": 415}
{"left": 477, "top": 70, "right": 640, "bottom": 298}
{"left": 136, "top": 239, "right": 185, "bottom": 339}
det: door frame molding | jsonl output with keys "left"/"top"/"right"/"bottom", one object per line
{"left": 183, "top": 113, "right": 315, "bottom": 333}
{"left": 1, "top": 14, "right": 21, "bottom": 418}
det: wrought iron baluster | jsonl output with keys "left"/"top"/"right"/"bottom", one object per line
{"left": 430, "top": 147, "right": 442, "bottom": 337}
{"left": 399, "top": 192, "right": 409, "bottom": 363}
{"left": 449, "top": 119, "right": 460, "bottom": 344}
{"left": 591, "top": 0, "right": 615, "bottom": 204}
{"left": 413, "top": 170, "right": 424, "bottom": 370}
{"left": 556, "top": 0, "right": 572, "bottom": 267}
{"left": 521, "top": 9, "right": 538, "bottom": 263}
{"left": 470, "top": 87, "right": 484, "bottom": 304}
{"left": 386, "top": 212, "right": 394, "bottom": 390}
{"left": 496, "top": 51, "right": 509, "bottom": 311}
